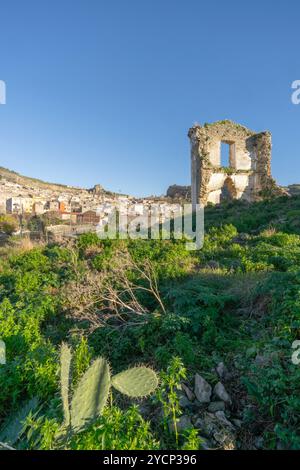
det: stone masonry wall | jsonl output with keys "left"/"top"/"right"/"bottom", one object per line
{"left": 188, "top": 120, "right": 286, "bottom": 207}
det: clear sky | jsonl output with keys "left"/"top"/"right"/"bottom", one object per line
{"left": 0, "top": 0, "right": 300, "bottom": 196}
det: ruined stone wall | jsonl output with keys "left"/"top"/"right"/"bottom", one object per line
{"left": 188, "top": 120, "right": 285, "bottom": 207}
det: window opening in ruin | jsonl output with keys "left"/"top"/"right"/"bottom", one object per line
{"left": 220, "top": 141, "right": 235, "bottom": 168}
{"left": 220, "top": 142, "right": 230, "bottom": 167}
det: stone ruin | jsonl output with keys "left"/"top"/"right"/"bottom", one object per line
{"left": 188, "top": 120, "right": 285, "bottom": 207}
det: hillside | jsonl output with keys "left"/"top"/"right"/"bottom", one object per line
{"left": 0, "top": 194, "right": 299, "bottom": 450}
{"left": 0, "top": 166, "right": 85, "bottom": 192}
{"left": 0, "top": 166, "right": 117, "bottom": 200}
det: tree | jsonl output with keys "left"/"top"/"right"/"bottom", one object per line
{"left": 27, "top": 216, "right": 45, "bottom": 233}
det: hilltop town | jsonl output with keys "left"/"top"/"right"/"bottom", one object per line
{"left": 0, "top": 166, "right": 185, "bottom": 237}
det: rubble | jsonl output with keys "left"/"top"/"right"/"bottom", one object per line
{"left": 194, "top": 374, "right": 212, "bottom": 403}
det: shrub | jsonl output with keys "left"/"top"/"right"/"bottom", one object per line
{"left": 0, "top": 215, "right": 18, "bottom": 235}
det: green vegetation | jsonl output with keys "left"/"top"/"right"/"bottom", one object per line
{"left": 0, "top": 195, "right": 300, "bottom": 450}
{"left": 0, "top": 215, "right": 18, "bottom": 235}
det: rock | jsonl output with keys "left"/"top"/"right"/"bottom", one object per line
{"left": 179, "top": 394, "right": 192, "bottom": 409}
{"left": 200, "top": 413, "right": 217, "bottom": 437}
{"left": 194, "top": 374, "right": 212, "bottom": 403}
{"left": 181, "top": 383, "right": 195, "bottom": 401}
{"left": 166, "top": 184, "right": 191, "bottom": 199}
{"left": 254, "top": 436, "right": 264, "bottom": 449}
{"left": 232, "top": 419, "right": 242, "bottom": 428}
{"left": 216, "top": 362, "right": 228, "bottom": 380}
{"left": 213, "top": 430, "right": 236, "bottom": 449}
{"left": 168, "top": 415, "right": 192, "bottom": 433}
{"left": 92, "top": 184, "right": 103, "bottom": 195}
{"left": 194, "top": 417, "right": 205, "bottom": 430}
{"left": 194, "top": 411, "right": 235, "bottom": 447}
{"left": 213, "top": 430, "right": 227, "bottom": 444}
{"left": 187, "top": 403, "right": 201, "bottom": 413}
{"left": 204, "top": 412, "right": 236, "bottom": 449}
{"left": 214, "top": 411, "right": 235, "bottom": 430}
{"left": 208, "top": 401, "right": 225, "bottom": 413}
{"left": 199, "top": 437, "right": 212, "bottom": 450}
{"left": 213, "top": 382, "right": 231, "bottom": 404}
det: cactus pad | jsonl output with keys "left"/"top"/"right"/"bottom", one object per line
{"left": 112, "top": 366, "right": 158, "bottom": 398}
{"left": 70, "top": 357, "right": 110, "bottom": 431}
{"left": 60, "top": 343, "right": 72, "bottom": 427}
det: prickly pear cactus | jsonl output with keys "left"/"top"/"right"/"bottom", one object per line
{"left": 0, "top": 397, "right": 39, "bottom": 446}
{"left": 112, "top": 366, "right": 158, "bottom": 398}
{"left": 70, "top": 357, "right": 111, "bottom": 431}
{"left": 60, "top": 343, "right": 72, "bottom": 427}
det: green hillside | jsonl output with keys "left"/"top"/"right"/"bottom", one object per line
{"left": 0, "top": 194, "right": 299, "bottom": 450}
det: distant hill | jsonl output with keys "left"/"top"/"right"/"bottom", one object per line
{"left": 0, "top": 166, "right": 84, "bottom": 192}
{"left": 283, "top": 184, "right": 300, "bottom": 196}
{"left": 0, "top": 166, "right": 113, "bottom": 196}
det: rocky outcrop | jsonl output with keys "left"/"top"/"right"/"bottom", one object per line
{"left": 166, "top": 184, "right": 191, "bottom": 200}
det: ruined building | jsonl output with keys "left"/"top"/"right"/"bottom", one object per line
{"left": 188, "top": 120, "right": 285, "bottom": 207}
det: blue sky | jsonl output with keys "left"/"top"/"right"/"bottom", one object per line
{"left": 0, "top": 0, "right": 300, "bottom": 196}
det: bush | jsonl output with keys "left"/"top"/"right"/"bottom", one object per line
{"left": 0, "top": 215, "right": 18, "bottom": 235}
